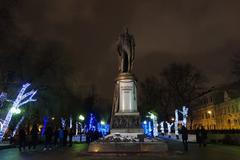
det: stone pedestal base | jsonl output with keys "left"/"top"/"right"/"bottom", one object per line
{"left": 88, "top": 141, "right": 168, "bottom": 153}
{"left": 111, "top": 112, "right": 143, "bottom": 134}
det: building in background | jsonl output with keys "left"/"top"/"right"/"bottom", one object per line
{"left": 191, "top": 84, "right": 240, "bottom": 130}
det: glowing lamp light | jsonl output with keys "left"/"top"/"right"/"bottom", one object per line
{"left": 207, "top": 110, "right": 212, "bottom": 114}
{"left": 100, "top": 120, "right": 105, "bottom": 125}
{"left": 148, "top": 112, "right": 156, "bottom": 120}
{"left": 10, "top": 107, "right": 21, "bottom": 114}
{"left": 143, "top": 120, "right": 147, "bottom": 125}
{"left": 150, "top": 114, "right": 155, "bottom": 120}
{"left": 51, "top": 117, "right": 55, "bottom": 120}
{"left": 79, "top": 115, "right": 85, "bottom": 121}
{"left": 171, "top": 117, "right": 175, "bottom": 121}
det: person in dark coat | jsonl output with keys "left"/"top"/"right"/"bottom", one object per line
{"left": 199, "top": 126, "right": 207, "bottom": 147}
{"left": 54, "top": 127, "right": 59, "bottom": 146}
{"left": 59, "top": 127, "right": 64, "bottom": 146}
{"left": 43, "top": 125, "right": 53, "bottom": 151}
{"left": 18, "top": 126, "right": 26, "bottom": 152}
{"left": 63, "top": 127, "right": 68, "bottom": 146}
{"left": 196, "top": 126, "right": 201, "bottom": 146}
{"left": 28, "top": 124, "right": 39, "bottom": 150}
{"left": 181, "top": 125, "right": 188, "bottom": 152}
{"left": 68, "top": 128, "right": 73, "bottom": 147}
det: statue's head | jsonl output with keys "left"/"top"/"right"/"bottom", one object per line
{"left": 122, "top": 27, "right": 129, "bottom": 35}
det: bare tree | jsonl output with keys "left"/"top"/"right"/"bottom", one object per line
{"left": 140, "top": 63, "right": 206, "bottom": 121}
{"left": 160, "top": 63, "right": 206, "bottom": 108}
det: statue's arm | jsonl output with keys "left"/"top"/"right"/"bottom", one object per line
{"left": 131, "top": 38, "right": 135, "bottom": 61}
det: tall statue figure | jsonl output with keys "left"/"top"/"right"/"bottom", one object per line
{"left": 116, "top": 28, "right": 135, "bottom": 73}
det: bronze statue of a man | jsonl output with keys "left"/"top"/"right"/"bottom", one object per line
{"left": 116, "top": 28, "right": 135, "bottom": 73}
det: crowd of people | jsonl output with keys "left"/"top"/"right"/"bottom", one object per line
{"left": 15, "top": 122, "right": 209, "bottom": 153}
{"left": 17, "top": 124, "right": 75, "bottom": 152}
{"left": 180, "top": 125, "right": 208, "bottom": 152}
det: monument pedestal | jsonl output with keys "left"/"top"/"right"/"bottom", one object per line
{"left": 110, "top": 73, "right": 143, "bottom": 135}
{"left": 111, "top": 112, "right": 143, "bottom": 134}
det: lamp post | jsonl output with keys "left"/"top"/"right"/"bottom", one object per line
{"left": 78, "top": 114, "right": 85, "bottom": 142}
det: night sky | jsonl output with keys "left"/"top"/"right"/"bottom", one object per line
{"left": 10, "top": 0, "right": 240, "bottom": 99}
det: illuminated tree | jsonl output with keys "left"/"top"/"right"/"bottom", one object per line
{"left": 166, "top": 121, "right": 173, "bottom": 137}
{"left": 0, "top": 83, "right": 37, "bottom": 141}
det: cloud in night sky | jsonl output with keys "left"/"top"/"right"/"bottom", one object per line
{"left": 12, "top": 0, "right": 240, "bottom": 98}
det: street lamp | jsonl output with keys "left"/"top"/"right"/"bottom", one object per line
{"left": 207, "top": 110, "right": 212, "bottom": 115}
{"left": 10, "top": 107, "right": 21, "bottom": 114}
{"left": 79, "top": 115, "right": 85, "bottom": 121}
{"left": 100, "top": 120, "right": 106, "bottom": 125}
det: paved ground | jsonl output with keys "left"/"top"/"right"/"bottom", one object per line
{"left": 0, "top": 141, "right": 240, "bottom": 160}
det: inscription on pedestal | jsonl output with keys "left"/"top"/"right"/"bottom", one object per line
{"left": 119, "top": 80, "right": 137, "bottom": 113}
{"left": 112, "top": 115, "right": 140, "bottom": 129}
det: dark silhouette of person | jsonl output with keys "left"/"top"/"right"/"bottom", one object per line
{"left": 68, "top": 128, "right": 73, "bottom": 147}
{"left": 86, "top": 130, "right": 90, "bottom": 144}
{"left": 196, "top": 126, "right": 201, "bottom": 146}
{"left": 54, "top": 127, "right": 59, "bottom": 146}
{"left": 9, "top": 129, "right": 14, "bottom": 144}
{"left": 44, "top": 125, "right": 53, "bottom": 151}
{"left": 59, "top": 127, "right": 64, "bottom": 146}
{"left": 18, "top": 126, "right": 26, "bottom": 152}
{"left": 63, "top": 127, "right": 68, "bottom": 146}
{"left": 199, "top": 126, "right": 207, "bottom": 147}
{"left": 181, "top": 125, "right": 188, "bottom": 152}
{"left": 93, "top": 130, "right": 99, "bottom": 141}
{"left": 28, "top": 124, "right": 39, "bottom": 150}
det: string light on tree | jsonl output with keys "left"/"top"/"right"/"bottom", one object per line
{"left": 166, "top": 121, "right": 173, "bottom": 137}
{"left": 147, "top": 112, "right": 158, "bottom": 137}
{"left": 179, "top": 106, "right": 189, "bottom": 127}
{"left": 0, "top": 83, "right": 37, "bottom": 141}
{"left": 174, "top": 109, "right": 179, "bottom": 137}
{"left": 13, "top": 116, "right": 25, "bottom": 137}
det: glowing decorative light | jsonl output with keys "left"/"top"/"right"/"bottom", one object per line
{"left": 148, "top": 121, "right": 152, "bottom": 137}
{"left": 10, "top": 107, "right": 21, "bottom": 114}
{"left": 61, "top": 118, "right": 66, "bottom": 129}
{"left": 147, "top": 112, "right": 158, "bottom": 137}
{"left": 143, "top": 120, "right": 147, "bottom": 125}
{"left": 41, "top": 116, "right": 48, "bottom": 136}
{"left": 51, "top": 117, "right": 55, "bottom": 120}
{"left": 0, "top": 120, "right": 3, "bottom": 132}
{"left": 79, "top": 115, "right": 85, "bottom": 121}
{"left": 87, "top": 113, "right": 97, "bottom": 131}
{"left": 179, "top": 106, "right": 189, "bottom": 127}
{"left": 160, "top": 121, "right": 165, "bottom": 134}
{"left": 13, "top": 116, "right": 25, "bottom": 137}
{"left": 142, "top": 120, "right": 150, "bottom": 136}
{"left": 166, "top": 121, "right": 173, "bottom": 137}
{"left": 150, "top": 114, "right": 155, "bottom": 120}
{"left": 69, "top": 116, "right": 72, "bottom": 129}
{"left": 0, "top": 92, "right": 7, "bottom": 108}
{"left": 75, "top": 121, "right": 79, "bottom": 135}
{"left": 0, "top": 83, "right": 37, "bottom": 141}
{"left": 97, "top": 121, "right": 109, "bottom": 136}
{"left": 100, "top": 120, "right": 105, "bottom": 125}
{"left": 171, "top": 117, "right": 175, "bottom": 121}
{"left": 174, "top": 109, "right": 179, "bottom": 136}
{"left": 207, "top": 110, "right": 212, "bottom": 115}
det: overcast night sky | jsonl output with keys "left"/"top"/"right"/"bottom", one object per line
{"left": 6, "top": 0, "right": 240, "bottom": 99}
